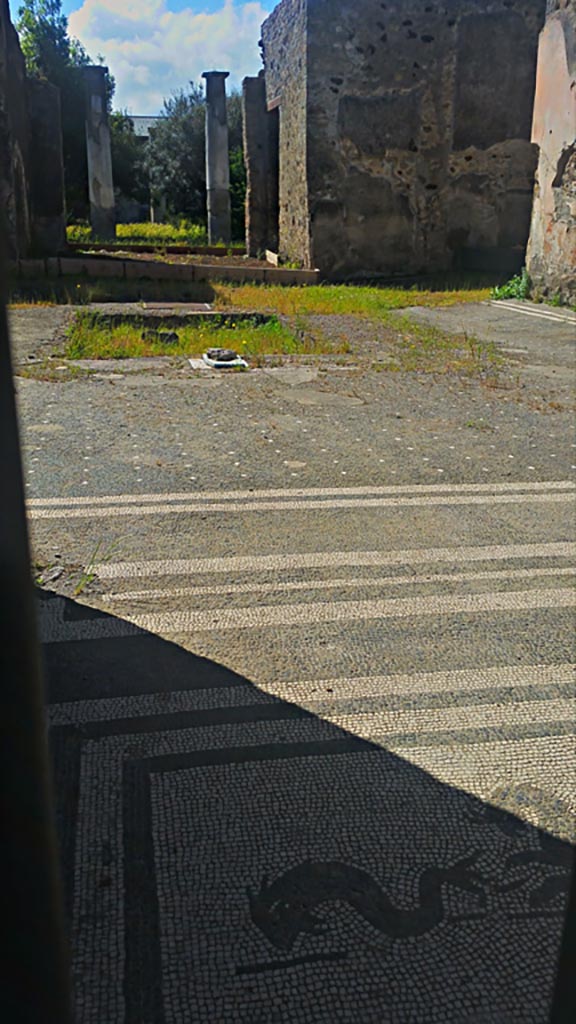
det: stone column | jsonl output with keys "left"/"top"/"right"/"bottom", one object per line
{"left": 202, "top": 71, "right": 231, "bottom": 245}
{"left": 83, "top": 66, "right": 115, "bottom": 239}
{"left": 242, "top": 74, "right": 279, "bottom": 256}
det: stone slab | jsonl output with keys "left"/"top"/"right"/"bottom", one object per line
{"left": 263, "top": 366, "right": 320, "bottom": 386}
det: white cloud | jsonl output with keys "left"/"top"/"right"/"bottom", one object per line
{"left": 69, "top": 0, "right": 270, "bottom": 113}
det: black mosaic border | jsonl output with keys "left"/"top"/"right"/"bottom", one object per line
{"left": 123, "top": 738, "right": 371, "bottom": 1024}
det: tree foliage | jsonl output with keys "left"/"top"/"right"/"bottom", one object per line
{"left": 109, "top": 113, "right": 149, "bottom": 209}
{"left": 227, "top": 91, "right": 246, "bottom": 241}
{"left": 146, "top": 84, "right": 207, "bottom": 223}
{"left": 229, "top": 144, "right": 246, "bottom": 242}
{"left": 146, "top": 83, "right": 246, "bottom": 238}
{"left": 17, "top": 0, "right": 71, "bottom": 74}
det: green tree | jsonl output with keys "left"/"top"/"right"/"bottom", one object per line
{"left": 16, "top": 0, "right": 114, "bottom": 219}
{"left": 110, "top": 113, "right": 149, "bottom": 211}
{"left": 227, "top": 90, "right": 244, "bottom": 153}
{"left": 146, "top": 84, "right": 206, "bottom": 223}
{"left": 17, "top": 0, "right": 71, "bottom": 73}
{"left": 229, "top": 144, "right": 246, "bottom": 242}
{"left": 227, "top": 90, "right": 246, "bottom": 240}
{"left": 146, "top": 84, "right": 246, "bottom": 238}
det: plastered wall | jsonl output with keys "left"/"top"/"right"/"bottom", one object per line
{"left": 527, "top": 0, "right": 576, "bottom": 302}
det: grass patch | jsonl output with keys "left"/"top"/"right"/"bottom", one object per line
{"left": 16, "top": 359, "right": 91, "bottom": 381}
{"left": 386, "top": 317, "right": 503, "bottom": 377}
{"left": 10, "top": 277, "right": 493, "bottom": 311}
{"left": 67, "top": 220, "right": 210, "bottom": 247}
{"left": 64, "top": 312, "right": 350, "bottom": 362}
{"left": 62, "top": 310, "right": 501, "bottom": 380}
{"left": 212, "top": 281, "right": 492, "bottom": 316}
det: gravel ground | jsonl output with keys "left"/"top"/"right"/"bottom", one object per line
{"left": 13, "top": 302, "right": 574, "bottom": 561}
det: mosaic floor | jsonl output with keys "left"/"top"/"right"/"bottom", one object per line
{"left": 39, "top": 479, "right": 575, "bottom": 1023}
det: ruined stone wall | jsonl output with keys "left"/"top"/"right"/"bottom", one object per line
{"left": 0, "top": 0, "right": 32, "bottom": 257}
{"left": 259, "top": 0, "right": 542, "bottom": 277}
{"left": 526, "top": 0, "right": 576, "bottom": 302}
{"left": 261, "top": 0, "right": 311, "bottom": 266}
{"left": 0, "top": 0, "right": 65, "bottom": 258}
{"left": 306, "top": 0, "right": 544, "bottom": 278}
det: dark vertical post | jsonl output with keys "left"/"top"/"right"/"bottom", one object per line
{"left": 27, "top": 79, "right": 66, "bottom": 253}
{"left": 83, "top": 65, "right": 116, "bottom": 239}
{"left": 242, "top": 74, "right": 280, "bottom": 256}
{"left": 0, "top": 243, "right": 72, "bottom": 1020}
{"left": 202, "top": 71, "right": 232, "bottom": 245}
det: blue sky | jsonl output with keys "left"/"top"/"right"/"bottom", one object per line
{"left": 9, "top": 2, "right": 276, "bottom": 113}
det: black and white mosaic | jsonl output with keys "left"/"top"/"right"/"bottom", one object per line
{"left": 44, "top": 591, "right": 574, "bottom": 1024}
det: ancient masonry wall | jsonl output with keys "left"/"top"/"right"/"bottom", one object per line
{"left": 526, "top": 0, "right": 576, "bottom": 302}
{"left": 261, "top": 0, "right": 311, "bottom": 267}
{"left": 1, "top": 0, "right": 32, "bottom": 257}
{"left": 305, "top": 0, "right": 544, "bottom": 278}
{"left": 252, "top": 0, "right": 546, "bottom": 276}
{"left": 0, "top": 0, "right": 65, "bottom": 258}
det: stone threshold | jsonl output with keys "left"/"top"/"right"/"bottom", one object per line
{"left": 10, "top": 257, "right": 321, "bottom": 287}
{"left": 67, "top": 242, "right": 247, "bottom": 256}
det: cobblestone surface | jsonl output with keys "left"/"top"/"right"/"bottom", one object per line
{"left": 10, "top": 299, "right": 575, "bottom": 1022}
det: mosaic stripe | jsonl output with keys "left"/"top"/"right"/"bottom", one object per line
{"left": 124, "top": 587, "right": 575, "bottom": 634}
{"left": 490, "top": 300, "right": 576, "bottom": 325}
{"left": 48, "top": 664, "right": 575, "bottom": 726}
{"left": 28, "top": 491, "right": 575, "bottom": 519}
{"left": 95, "top": 542, "right": 576, "bottom": 580}
{"left": 264, "top": 663, "right": 576, "bottom": 702}
{"left": 102, "top": 566, "right": 575, "bottom": 603}
{"left": 27, "top": 479, "right": 575, "bottom": 507}
{"left": 330, "top": 698, "right": 574, "bottom": 742}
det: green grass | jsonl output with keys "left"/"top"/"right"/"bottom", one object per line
{"left": 213, "top": 281, "right": 492, "bottom": 316}
{"left": 10, "top": 276, "right": 493, "bottom": 311}
{"left": 67, "top": 220, "right": 209, "bottom": 247}
{"left": 379, "top": 317, "right": 503, "bottom": 377}
{"left": 64, "top": 312, "right": 350, "bottom": 362}
{"left": 63, "top": 309, "right": 501, "bottom": 380}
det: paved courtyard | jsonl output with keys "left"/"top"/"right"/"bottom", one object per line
{"left": 11, "top": 299, "right": 576, "bottom": 1022}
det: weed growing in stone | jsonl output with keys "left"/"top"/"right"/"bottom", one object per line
{"left": 386, "top": 318, "right": 503, "bottom": 377}
{"left": 74, "top": 540, "right": 118, "bottom": 597}
{"left": 10, "top": 278, "right": 493, "bottom": 311}
{"left": 491, "top": 269, "right": 531, "bottom": 301}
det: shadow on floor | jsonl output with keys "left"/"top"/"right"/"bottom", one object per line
{"left": 39, "top": 589, "right": 574, "bottom": 1024}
